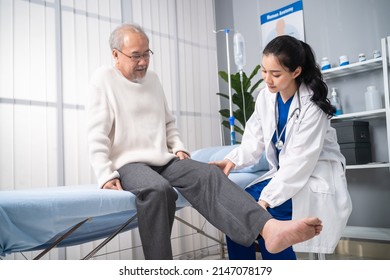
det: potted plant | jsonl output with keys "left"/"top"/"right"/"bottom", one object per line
{"left": 217, "top": 65, "right": 263, "bottom": 141}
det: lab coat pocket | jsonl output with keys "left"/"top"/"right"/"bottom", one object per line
{"left": 308, "top": 160, "right": 336, "bottom": 195}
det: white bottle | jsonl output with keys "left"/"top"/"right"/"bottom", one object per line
{"left": 365, "top": 85, "right": 383, "bottom": 111}
{"left": 358, "top": 53, "right": 366, "bottom": 62}
{"left": 321, "top": 57, "right": 331, "bottom": 70}
{"left": 339, "top": 55, "right": 349, "bottom": 66}
{"left": 233, "top": 32, "right": 246, "bottom": 72}
{"left": 330, "top": 88, "right": 343, "bottom": 116}
{"left": 373, "top": 50, "right": 381, "bottom": 59}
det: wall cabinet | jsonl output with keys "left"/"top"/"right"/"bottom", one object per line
{"left": 322, "top": 36, "right": 390, "bottom": 244}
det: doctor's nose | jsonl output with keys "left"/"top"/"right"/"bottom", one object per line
{"left": 263, "top": 74, "right": 273, "bottom": 85}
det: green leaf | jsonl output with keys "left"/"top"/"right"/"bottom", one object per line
{"left": 217, "top": 65, "right": 263, "bottom": 138}
{"left": 219, "top": 109, "right": 230, "bottom": 119}
{"left": 216, "top": 92, "right": 229, "bottom": 100}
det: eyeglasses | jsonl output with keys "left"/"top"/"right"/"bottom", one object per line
{"left": 115, "top": 48, "right": 153, "bottom": 62}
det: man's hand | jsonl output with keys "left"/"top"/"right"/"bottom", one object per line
{"left": 102, "top": 178, "right": 123, "bottom": 190}
{"left": 175, "top": 151, "right": 190, "bottom": 160}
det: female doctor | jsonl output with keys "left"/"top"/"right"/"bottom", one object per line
{"left": 212, "top": 35, "right": 352, "bottom": 259}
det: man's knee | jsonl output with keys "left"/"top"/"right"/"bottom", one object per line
{"left": 141, "top": 182, "right": 177, "bottom": 201}
{"left": 202, "top": 162, "right": 225, "bottom": 179}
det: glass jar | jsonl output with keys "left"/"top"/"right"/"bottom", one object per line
{"left": 373, "top": 50, "right": 381, "bottom": 59}
{"left": 358, "top": 53, "right": 366, "bottom": 62}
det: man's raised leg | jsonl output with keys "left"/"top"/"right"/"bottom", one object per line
{"left": 261, "top": 217, "right": 323, "bottom": 254}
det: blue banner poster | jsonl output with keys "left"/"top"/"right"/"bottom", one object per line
{"left": 260, "top": 0, "right": 304, "bottom": 47}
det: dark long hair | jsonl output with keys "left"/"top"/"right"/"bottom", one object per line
{"left": 263, "top": 35, "right": 335, "bottom": 118}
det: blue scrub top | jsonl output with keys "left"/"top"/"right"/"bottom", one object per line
{"left": 272, "top": 92, "right": 293, "bottom": 160}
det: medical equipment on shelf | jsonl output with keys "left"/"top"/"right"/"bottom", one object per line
{"left": 339, "top": 55, "right": 349, "bottom": 66}
{"left": 274, "top": 91, "right": 301, "bottom": 150}
{"left": 330, "top": 87, "right": 343, "bottom": 116}
{"left": 320, "top": 57, "right": 331, "bottom": 70}
{"left": 365, "top": 85, "right": 383, "bottom": 111}
{"left": 373, "top": 50, "right": 381, "bottom": 58}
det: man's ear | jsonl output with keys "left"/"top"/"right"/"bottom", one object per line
{"left": 112, "top": 49, "right": 119, "bottom": 59}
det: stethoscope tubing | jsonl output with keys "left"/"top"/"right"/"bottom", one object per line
{"left": 274, "top": 91, "right": 301, "bottom": 150}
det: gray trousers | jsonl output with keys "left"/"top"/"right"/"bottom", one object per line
{"left": 118, "top": 157, "right": 272, "bottom": 260}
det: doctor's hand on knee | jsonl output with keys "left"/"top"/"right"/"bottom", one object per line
{"left": 258, "top": 199, "right": 269, "bottom": 210}
{"left": 102, "top": 178, "right": 123, "bottom": 191}
{"left": 209, "top": 159, "right": 235, "bottom": 176}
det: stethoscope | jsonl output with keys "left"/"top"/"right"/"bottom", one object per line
{"left": 274, "top": 91, "right": 301, "bottom": 150}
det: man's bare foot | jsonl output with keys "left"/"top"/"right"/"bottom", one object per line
{"left": 261, "top": 217, "right": 323, "bottom": 254}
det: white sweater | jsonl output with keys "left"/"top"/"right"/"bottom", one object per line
{"left": 87, "top": 66, "right": 188, "bottom": 187}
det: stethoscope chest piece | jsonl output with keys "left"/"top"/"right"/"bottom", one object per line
{"left": 275, "top": 140, "right": 284, "bottom": 150}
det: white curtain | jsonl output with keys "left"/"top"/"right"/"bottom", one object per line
{"left": 0, "top": 0, "right": 222, "bottom": 260}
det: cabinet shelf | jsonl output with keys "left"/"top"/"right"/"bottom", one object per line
{"left": 331, "top": 108, "right": 386, "bottom": 121}
{"left": 345, "top": 162, "right": 390, "bottom": 170}
{"left": 331, "top": 109, "right": 388, "bottom": 170}
{"left": 327, "top": 37, "right": 390, "bottom": 247}
{"left": 327, "top": 37, "right": 390, "bottom": 174}
{"left": 342, "top": 226, "right": 390, "bottom": 242}
{"left": 322, "top": 57, "right": 383, "bottom": 79}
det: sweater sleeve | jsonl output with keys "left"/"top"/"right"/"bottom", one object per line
{"left": 225, "top": 92, "right": 266, "bottom": 169}
{"left": 86, "top": 79, "right": 119, "bottom": 187}
{"left": 163, "top": 95, "right": 189, "bottom": 156}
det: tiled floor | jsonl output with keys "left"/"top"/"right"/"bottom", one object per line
{"left": 201, "top": 239, "right": 390, "bottom": 260}
{"left": 317, "top": 239, "right": 390, "bottom": 260}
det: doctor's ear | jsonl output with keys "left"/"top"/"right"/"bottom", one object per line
{"left": 292, "top": 66, "right": 302, "bottom": 79}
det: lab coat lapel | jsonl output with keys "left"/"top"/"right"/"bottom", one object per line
{"left": 265, "top": 91, "right": 279, "bottom": 169}
{"left": 284, "top": 92, "right": 300, "bottom": 145}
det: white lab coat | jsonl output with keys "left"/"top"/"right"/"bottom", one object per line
{"left": 225, "top": 83, "right": 352, "bottom": 254}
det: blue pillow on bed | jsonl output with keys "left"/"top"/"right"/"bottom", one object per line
{"left": 191, "top": 145, "right": 269, "bottom": 173}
